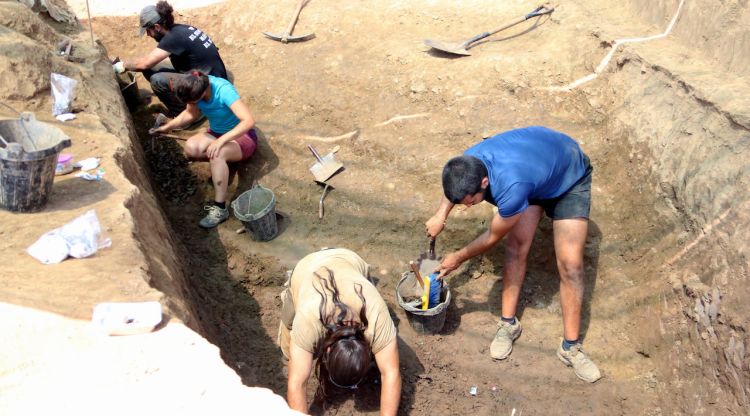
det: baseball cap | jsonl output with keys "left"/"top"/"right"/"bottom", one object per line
{"left": 138, "top": 5, "right": 161, "bottom": 36}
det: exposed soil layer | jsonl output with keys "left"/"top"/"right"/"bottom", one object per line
{"left": 2, "top": 0, "right": 748, "bottom": 415}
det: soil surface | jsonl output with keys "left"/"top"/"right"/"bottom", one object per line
{"left": 3, "top": 0, "right": 748, "bottom": 415}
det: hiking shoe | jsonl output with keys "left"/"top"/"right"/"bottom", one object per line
{"left": 556, "top": 341, "right": 602, "bottom": 383}
{"left": 199, "top": 205, "right": 229, "bottom": 228}
{"left": 490, "top": 319, "right": 522, "bottom": 360}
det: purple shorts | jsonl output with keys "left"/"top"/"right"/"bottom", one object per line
{"left": 207, "top": 128, "right": 258, "bottom": 161}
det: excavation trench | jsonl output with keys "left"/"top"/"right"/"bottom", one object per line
{"left": 124, "top": 68, "right": 748, "bottom": 415}
{"left": 66, "top": 0, "right": 750, "bottom": 414}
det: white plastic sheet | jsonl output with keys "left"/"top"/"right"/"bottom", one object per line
{"left": 27, "top": 210, "right": 112, "bottom": 264}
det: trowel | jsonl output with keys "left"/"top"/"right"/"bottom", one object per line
{"left": 419, "top": 237, "right": 440, "bottom": 278}
{"left": 307, "top": 144, "right": 343, "bottom": 183}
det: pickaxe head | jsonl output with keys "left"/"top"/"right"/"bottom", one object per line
{"left": 262, "top": 31, "right": 316, "bottom": 43}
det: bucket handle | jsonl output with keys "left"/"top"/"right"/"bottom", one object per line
{"left": 0, "top": 102, "right": 36, "bottom": 151}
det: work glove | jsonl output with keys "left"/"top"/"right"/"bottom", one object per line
{"left": 112, "top": 61, "right": 125, "bottom": 74}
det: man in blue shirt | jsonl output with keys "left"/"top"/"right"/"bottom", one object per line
{"left": 425, "top": 126, "right": 600, "bottom": 383}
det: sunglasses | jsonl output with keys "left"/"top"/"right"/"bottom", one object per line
{"left": 328, "top": 373, "right": 365, "bottom": 390}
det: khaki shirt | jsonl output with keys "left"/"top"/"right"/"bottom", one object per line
{"left": 279, "top": 249, "right": 396, "bottom": 358}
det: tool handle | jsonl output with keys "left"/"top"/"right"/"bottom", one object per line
{"left": 285, "top": 0, "right": 308, "bottom": 38}
{"left": 429, "top": 237, "right": 436, "bottom": 260}
{"left": 481, "top": 4, "right": 555, "bottom": 40}
{"left": 461, "top": 31, "right": 491, "bottom": 48}
{"left": 409, "top": 261, "right": 426, "bottom": 290}
{"left": 319, "top": 184, "right": 328, "bottom": 219}
{"left": 307, "top": 144, "right": 324, "bottom": 162}
{"left": 525, "top": 4, "right": 555, "bottom": 19}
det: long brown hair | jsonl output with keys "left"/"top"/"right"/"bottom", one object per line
{"left": 173, "top": 70, "right": 209, "bottom": 103}
{"left": 155, "top": 1, "right": 175, "bottom": 29}
{"left": 312, "top": 267, "right": 372, "bottom": 403}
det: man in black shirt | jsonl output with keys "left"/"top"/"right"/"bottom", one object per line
{"left": 114, "top": 1, "right": 228, "bottom": 117}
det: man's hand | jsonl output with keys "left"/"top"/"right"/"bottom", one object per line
{"left": 435, "top": 251, "right": 463, "bottom": 279}
{"left": 112, "top": 61, "right": 125, "bottom": 74}
{"left": 425, "top": 215, "right": 446, "bottom": 238}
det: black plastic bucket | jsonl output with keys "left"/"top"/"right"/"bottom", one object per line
{"left": 231, "top": 184, "right": 278, "bottom": 241}
{"left": 396, "top": 271, "right": 451, "bottom": 334}
{"left": 0, "top": 113, "right": 71, "bottom": 212}
{"left": 117, "top": 72, "right": 139, "bottom": 111}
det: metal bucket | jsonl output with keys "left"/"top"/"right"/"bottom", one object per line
{"left": 396, "top": 271, "right": 451, "bottom": 334}
{"left": 0, "top": 113, "right": 71, "bottom": 212}
{"left": 231, "top": 184, "right": 278, "bottom": 241}
{"left": 117, "top": 72, "right": 139, "bottom": 111}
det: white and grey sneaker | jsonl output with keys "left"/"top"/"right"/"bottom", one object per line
{"left": 199, "top": 205, "right": 229, "bottom": 228}
{"left": 556, "top": 341, "right": 602, "bottom": 383}
{"left": 490, "top": 319, "right": 522, "bottom": 360}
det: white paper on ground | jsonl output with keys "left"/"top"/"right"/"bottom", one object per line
{"left": 55, "top": 113, "right": 76, "bottom": 122}
{"left": 91, "top": 302, "right": 163, "bottom": 336}
{"left": 75, "top": 157, "right": 100, "bottom": 171}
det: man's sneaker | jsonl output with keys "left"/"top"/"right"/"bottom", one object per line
{"left": 199, "top": 205, "right": 229, "bottom": 228}
{"left": 490, "top": 319, "right": 522, "bottom": 360}
{"left": 556, "top": 341, "right": 602, "bottom": 383}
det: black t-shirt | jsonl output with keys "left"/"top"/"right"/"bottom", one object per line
{"left": 157, "top": 24, "right": 228, "bottom": 79}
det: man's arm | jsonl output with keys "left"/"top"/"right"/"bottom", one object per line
{"left": 123, "top": 48, "right": 170, "bottom": 72}
{"left": 425, "top": 196, "right": 455, "bottom": 238}
{"left": 437, "top": 212, "right": 521, "bottom": 278}
{"left": 374, "top": 338, "right": 401, "bottom": 416}
{"left": 287, "top": 343, "right": 314, "bottom": 413}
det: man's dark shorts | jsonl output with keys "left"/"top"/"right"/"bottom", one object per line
{"left": 529, "top": 154, "right": 592, "bottom": 220}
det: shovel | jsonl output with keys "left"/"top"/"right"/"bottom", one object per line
{"left": 307, "top": 144, "right": 343, "bottom": 183}
{"left": 263, "top": 0, "right": 316, "bottom": 43}
{"left": 424, "top": 4, "right": 555, "bottom": 56}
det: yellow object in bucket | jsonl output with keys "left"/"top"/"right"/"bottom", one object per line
{"left": 421, "top": 276, "right": 430, "bottom": 310}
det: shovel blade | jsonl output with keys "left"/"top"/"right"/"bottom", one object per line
{"left": 262, "top": 31, "right": 316, "bottom": 42}
{"left": 424, "top": 39, "right": 471, "bottom": 56}
{"left": 309, "top": 153, "right": 343, "bottom": 183}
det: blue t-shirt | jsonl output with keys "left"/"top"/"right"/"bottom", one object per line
{"left": 464, "top": 126, "right": 587, "bottom": 217}
{"left": 196, "top": 76, "right": 241, "bottom": 134}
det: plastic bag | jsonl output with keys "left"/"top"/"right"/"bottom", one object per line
{"left": 51, "top": 73, "right": 77, "bottom": 116}
{"left": 27, "top": 210, "right": 112, "bottom": 264}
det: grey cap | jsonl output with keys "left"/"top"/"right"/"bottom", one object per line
{"left": 138, "top": 5, "right": 161, "bottom": 36}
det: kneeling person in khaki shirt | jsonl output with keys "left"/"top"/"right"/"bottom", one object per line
{"left": 279, "top": 249, "right": 400, "bottom": 415}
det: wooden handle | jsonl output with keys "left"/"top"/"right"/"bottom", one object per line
{"left": 284, "top": 0, "right": 308, "bottom": 38}
{"left": 409, "top": 261, "right": 425, "bottom": 290}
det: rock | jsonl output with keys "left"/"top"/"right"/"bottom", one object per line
{"left": 410, "top": 82, "right": 426, "bottom": 93}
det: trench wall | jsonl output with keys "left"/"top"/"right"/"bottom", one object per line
{"left": 598, "top": 0, "right": 750, "bottom": 409}
{"left": 626, "top": 0, "right": 750, "bottom": 76}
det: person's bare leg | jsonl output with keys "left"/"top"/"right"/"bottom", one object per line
{"left": 501, "top": 205, "right": 543, "bottom": 318}
{"left": 183, "top": 132, "right": 214, "bottom": 160}
{"left": 489, "top": 205, "right": 543, "bottom": 360}
{"left": 553, "top": 217, "right": 600, "bottom": 382}
{"left": 209, "top": 141, "right": 243, "bottom": 203}
{"left": 552, "top": 218, "right": 588, "bottom": 341}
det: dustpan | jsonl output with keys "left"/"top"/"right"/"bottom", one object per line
{"left": 307, "top": 144, "right": 343, "bottom": 183}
